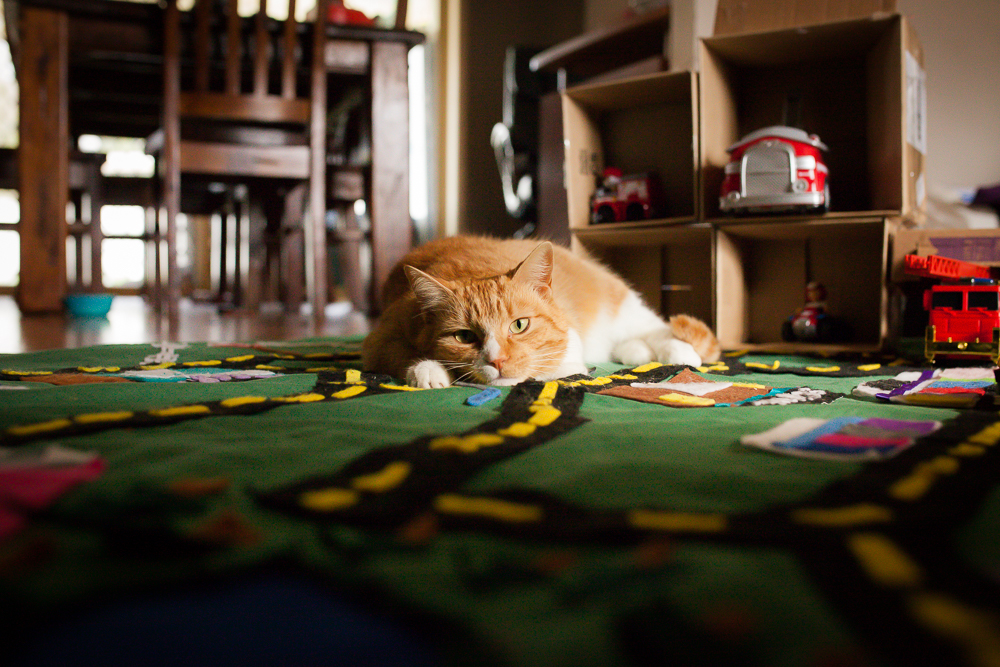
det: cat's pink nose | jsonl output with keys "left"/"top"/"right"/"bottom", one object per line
{"left": 489, "top": 355, "right": 507, "bottom": 372}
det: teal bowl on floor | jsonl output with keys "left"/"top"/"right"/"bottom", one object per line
{"left": 64, "top": 293, "right": 114, "bottom": 318}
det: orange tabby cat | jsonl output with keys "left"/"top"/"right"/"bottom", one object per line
{"left": 362, "top": 236, "right": 720, "bottom": 388}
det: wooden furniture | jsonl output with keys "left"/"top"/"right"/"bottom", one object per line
{"left": 12, "top": 0, "right": 422, "bottom": 317}
{"left": 0, "top": 148, "right": 106, "bottom": 295}
{"left": 66, "top": 152, "right": 106, "bottom": 293}
{"left": 152, "top": 0, "right": 329, "bottom": 321}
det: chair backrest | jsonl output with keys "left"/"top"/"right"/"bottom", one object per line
{"left": 164, "top": 0, "right": 327, "bottom": 126}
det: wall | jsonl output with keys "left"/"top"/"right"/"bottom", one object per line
{"left": 897, "top": 0, "right": 1000, "bottom": 193}
{"left": 449, "top": 0, "right": 584, "bottom": 237}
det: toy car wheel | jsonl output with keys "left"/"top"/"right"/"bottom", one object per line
{"left": 781, "top": 320, "right": 795, "bottom": 341}
{"left": 594, "top": 205, "right": 616, "bottom": 224}
{"left": 625, "top": 203, "right": 645, "bottom": 221}
{"left": 816, "top": 316, "right": 840, "bottom": 342}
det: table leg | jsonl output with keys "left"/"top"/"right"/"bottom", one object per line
{"left": 16, "top": 7, "right": 69, "bottom": 314}
{"left": 370, "top": 40, "right": 411, "bottom": 314}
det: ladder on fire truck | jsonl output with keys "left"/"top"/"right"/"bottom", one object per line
{"left": 904, "top": 254, "right": 992, "bottom": 281}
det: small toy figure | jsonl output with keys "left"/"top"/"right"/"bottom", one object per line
{"left": 782, "top": 282, "right": 846, "bottom": 342}
{"left": 720, "top": 126, "right": 829, "bottom": 215}
{"left": 590, "top": 168, "right": 666, "bottom": 224}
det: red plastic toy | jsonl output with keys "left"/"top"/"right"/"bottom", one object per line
{"left": 590, "top": 168, "right": 666, "bottom": 224}
{"left": 781, "top": 282, "right": 848, "bottom": 342}
{"left": 904, "top": 254, "right": 1000, "bottom": 364}
{"left": 327, "top": 0, "right": 376, "bottom": 26}
{"left": 720, "top": 126, "right": 829, "bottom": 215}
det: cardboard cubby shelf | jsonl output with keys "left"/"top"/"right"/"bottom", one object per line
{"left": 574, "top": 224, "right": 714, "bottom": 328}
{"left": 562, "top": 70, "right": 699, "bottom": 230}
{"left": 700, "top": 14, "right": 925, "bottom": 221}
{"left": 558, "top": 5, "right": 923, "bottom": 354}
{"left": 715, "top": 217, "right": 891, "bottom": 352}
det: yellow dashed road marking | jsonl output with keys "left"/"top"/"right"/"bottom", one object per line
{"left": 300, "top": 487, "right": 359, "bottom": 511}
{"left": 74, "top": 411, "right": 134, "bottom": 425}
{"left": 7, "top": 418, "right": 73, "bottom": 437}
{"left": 848, "top": 532, "right": 924, "bottom": 588}
{"left": 792, "top": 503, "right": 893, "bottom": 527}
{"left": 220, "top": 396, "right": 269, "bottom": 408}
{"left": 352, "top": 461, "right": 412, "bottom": 492}
{"left": 434, "top": 494, "right": 543, "bottom": 523}
{"left": 628, "top": 510, "right": 727, "bottom": 533}
{"left": 274, "top": 392, "right": 328, "bottom": 403}
{"left": 150, "top": 405, "right": 212, "bottom": 418}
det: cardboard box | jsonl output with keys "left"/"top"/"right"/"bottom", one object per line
{"left": 715, "top": 217, "right": 891, "bottom": 351}
{"left": 562, "top": 70, "right": 699, "bottom": 231}
{"left": 700, "top": 13, "right": 925, "bottom": 221}
{"left": 713, "top": 0, "right": 899, "bottom": 36}
{"left": 573, "top": 224, "right": 714, "bottom": 328}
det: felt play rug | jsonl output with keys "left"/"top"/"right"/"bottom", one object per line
{"left": 2, "top": 340, "right": 1000, "bottom": 667}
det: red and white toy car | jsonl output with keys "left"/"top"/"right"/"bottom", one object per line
{"left": 719, "top": 126, "right": 829, "bottom": 214}
{"left": 590, "top": 168, "right": 666, "bottom": 224}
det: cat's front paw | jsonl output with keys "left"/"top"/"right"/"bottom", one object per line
{"left": 655, "top": 338, "right": 702, "bottom": 367}
{"left": 612, "top": 339, "right": 654, "bottom": 366}
{"left": 406, "top": 360, "right": 451, "bottom": 388}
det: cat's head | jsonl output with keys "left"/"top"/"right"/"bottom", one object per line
{"left": 405, "top": 242, "right": 571, "bottom": 386}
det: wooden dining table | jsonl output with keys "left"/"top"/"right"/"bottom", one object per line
{"left": 11, "top": 0, "right": 422, "bottom": 315}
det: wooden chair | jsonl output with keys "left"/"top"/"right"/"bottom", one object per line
{"left": 153, "top": 0, "right": 329, "bottom": 321}
{"left": 0, "top": 148, "right": 106, "bottom": 296}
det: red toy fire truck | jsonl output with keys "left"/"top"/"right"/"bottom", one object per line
{"left": 720, "top": 126, "right": 829, "bottom": 214}
{"left": 590, "top": 169, "right": 666, "bottom": 224}
{"left": 905, "top": 254, "right": 1000, "bottom": 364}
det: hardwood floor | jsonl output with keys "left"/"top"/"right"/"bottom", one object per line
{"left": 0, "top": 295, "right": 372, "bottom": 354}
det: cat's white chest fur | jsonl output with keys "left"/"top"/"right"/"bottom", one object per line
{"left": 547, "top": 328, "right": 588, "bottom": 379}
{"left": 578, "top": 290, "right": 702, "bottom": 368}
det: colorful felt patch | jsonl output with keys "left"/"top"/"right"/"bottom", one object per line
{"left": 142, "top": 342, "right": 189, "bottom": 365}
{"left": 596, "top": 369, "right": 842, "bottom": 408}
{"left": 20, "top": 373, "right": 132, "bottom": 386}
{"left": 466, "top": 387, "right": 502, "bottom": 406}
{"left": 853, "top": 367, "right": 997, "bottom": 408}
{"left": 741, "top": 417, "right": 942, "bottom": 460}
{"left": 121, "top": 368, "right": 280, "bottom": 383}
{"left": 0, "top": 445, "right": 105, "bottom": 540}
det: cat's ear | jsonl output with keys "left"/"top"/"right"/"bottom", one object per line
{"left": 511, "top": 242, "right": 553, "bottom": 298}
{"left": 405, "top": 265, "right": 453, "bottom": 312}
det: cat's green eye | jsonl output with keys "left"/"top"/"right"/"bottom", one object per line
{"left": 454, "top": 329, "right": 477, "bottom": 344}
{"left": 509, "top": 318, "right": 530, "bottom": 334}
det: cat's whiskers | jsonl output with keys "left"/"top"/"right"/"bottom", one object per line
{"left": 453, "top": 370, "right": 478, "bottom": 384}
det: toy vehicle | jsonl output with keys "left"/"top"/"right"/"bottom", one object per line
{"left": 327, "top": 0, "right": 376, "bottom": 26}
{"left": 591, "top": 169, "right": 666, "bottom": 224}
{"left": 781, "top": 281, "right": 848, "bottom": 342}
{"left": 720, "top": 126, "right": 829, "bottom": 214}
{"left": 904, "top": 254, "right": 1000, "bottom": 364}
